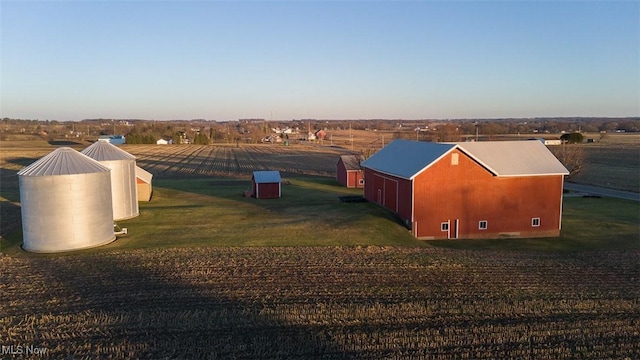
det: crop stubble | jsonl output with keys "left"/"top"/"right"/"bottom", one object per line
{"left": 119, "top": 144, "right": 350, "bottom": 179}
{"left": 1, "top": 247, "right": 638, "bottom": 359}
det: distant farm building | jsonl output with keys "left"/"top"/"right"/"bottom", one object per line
{"left": 136, "top": 166, "right": 153, "bottom": 202}
{"left": 18, "top": 147, "right": 116, "bottom": 253}
{"left": 315, "top": 130, "right": 327, "bottom": 140}
{"left": 156, "top": 138, "right": 173, "bottom": 145}
{"left": 98, "top": 135, "right": 126, "bottom": 145}
{"left": 336, "top": 155, "right": 364, "bottom": 188}
{"left": 361, "top": 140, "right": 569, "bottom": 240}
{"left": 252, "top": 171, "right": 282, "bottom": 199}
{"left": 82, "top": 141, "right": 139, "bottom": 220}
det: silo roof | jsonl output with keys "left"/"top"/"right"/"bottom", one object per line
{"left": 18, "top": 147, "right": 111, "bottom": 176}
{"left": 81, "top": 140, "right": 136, "bottom": 161}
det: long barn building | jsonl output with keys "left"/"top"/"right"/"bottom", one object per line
{"left": 361, "top": 139, "right": 569, "bottom": 240}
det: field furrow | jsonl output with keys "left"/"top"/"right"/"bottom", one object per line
{"left": 1, "top": 247, "right": 638, "bottom": 359}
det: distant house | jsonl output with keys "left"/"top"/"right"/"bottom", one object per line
{"left": 361, "top": 140, "right": 569, "bottom": 240}
{"left": 252, "top": 171, "right": 282, "bottom": 199}
{"left": 336, "top": 155, "right": 364, "bottom": 188}
{"left": 315, "top": 130, "right": 327, "bottom": 140}
{"left": 156, "top": 139, "right": 173, "bottom": 145}
{"left": 136, "top": 166, "right": 153, "bottom": 202}
{"left": 98, "top": 135, "right": 126, "bottom": 145}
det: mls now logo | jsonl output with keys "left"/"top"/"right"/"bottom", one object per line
{"left": 2, "top": 345, "right": 48, "bottom": 356}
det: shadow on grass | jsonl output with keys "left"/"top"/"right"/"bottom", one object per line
{"left": 48, "top": 140, "right": 85, "bottom": 146}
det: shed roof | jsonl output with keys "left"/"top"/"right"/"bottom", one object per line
{"left": 361, "top": 140, "right": 455, "bottom": 179}
{"left": 81, "top": 140, "right": 136, "bottom": 161}
{"left": 361, "top": 139, "right": 569, "bottom": 179}
{"left": 18, "top": 147, "right": 111, "bottom": 176}
{"left": 136, "top": 166, "right": 153, "bottom": 184}
{"left": 338, "top": 155, "right": 362, "bottom": 171}
{"left": 252, "top": 171, "right": 281, "bottom": 183}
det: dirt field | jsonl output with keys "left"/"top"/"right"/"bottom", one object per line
{"left": 572, "top": 135, "right": 640, "bottom": 193}
{"left": 1, "top": 247, "right": 638, "bottom": 358}
{"left": 120, "top": 143, "right": 355, "bottom": 178}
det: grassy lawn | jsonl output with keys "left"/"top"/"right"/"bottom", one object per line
{"left": 2, "top": 177, "right": 638, "bottom": 256}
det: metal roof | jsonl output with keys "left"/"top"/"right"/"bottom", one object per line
{"left": 455, "top": 140, "right": 569, "bottom": 176}
{"left": 18, "top": 147, "right": 111, "bottom": 176}
{"left": 361, "top": 140, "right": 455, "bottom": 179}
{"left": 81, "top": 140, "right": 136, "bottom": 161}
{"left": 361, "top": 139, "right": 569, "bottom": 179}
{"left": 338, "top": 155, "right": 362, "bottom": 171}
{"left": 136, "top": 166, "right": 153, "bottom": 184}
{"left": 252, "top": 171, "right": 281, "bottom": 183}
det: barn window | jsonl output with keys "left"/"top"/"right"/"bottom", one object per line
{"left": 451, "top": 153, "right": 459, "bottom": 165}
{"left": 358, "top": 178, "right": 365, "bottom": 185}
{"left": 441, "top": 222, "right": 449, "bottom": 231}
{"left": 532, "top": 218, "right": 540, "bottom": 227}
{"left": 479, "top": 220, "right": 488, "bottom": 230}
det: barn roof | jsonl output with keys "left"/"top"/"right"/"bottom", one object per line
{"left": 361, "top": 140, "right": 455, "bottom": 179}
{"left": 136, "top": 166, "right": 153, "bottom": 184}
{"left": 81, "top": 140, "right": 136, "bottom": 161}
{"left": 455, "top": 140, "right": 569, "bottom": 177}
{"left": 361, "top": 139, "right": 569, "bottom": 179}
{"left": 18, "top": 147, "right": 111, "bottom": 176}
{"left": 253, "top": 171, "right": 281, "bottom": 183}
{"left": 338, "top": 155, "right": 362, "bottom": 171}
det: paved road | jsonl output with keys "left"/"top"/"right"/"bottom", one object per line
{"left": 564, "top": 182, "right": 640, "bottom": 202}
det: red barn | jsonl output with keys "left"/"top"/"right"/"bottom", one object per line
{"left": 252, "top": 171, "right": 282, "bottom": 199}
{"left": 361, "top": 140, "right": 569, "bottom": 239}
{"left": 336, "top": 155, "right": 364, "bottom": 188}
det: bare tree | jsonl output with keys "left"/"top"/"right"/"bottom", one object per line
{"left": 549, "top": 144, "right": 587, "bottom": 180}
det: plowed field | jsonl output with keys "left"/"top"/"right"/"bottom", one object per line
{"left": 2, "top": 247, "right": 638, "bottom": 358}
{"left": 120, "top": 143, "right": 353, "bottom": 178}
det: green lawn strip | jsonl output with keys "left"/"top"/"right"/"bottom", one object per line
{"left": 2, "top": 178, "right": 638, "bottom": 256}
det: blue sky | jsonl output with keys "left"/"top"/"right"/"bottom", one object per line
{"left": 1, "top": 1, "right": 638, "bottom": 121}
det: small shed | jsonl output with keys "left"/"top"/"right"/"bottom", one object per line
{"left": 252, "top": 171, "right": 282, "bottom": 199}
{"left": 136, "top": 166, "right": 153, "bottom": 201}
{"left": 336, "top": 155, "right": 364, "bottom": 188}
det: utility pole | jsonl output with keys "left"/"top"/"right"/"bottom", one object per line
{"left": 349, "top": 123, "right": 353, "bottom": 150}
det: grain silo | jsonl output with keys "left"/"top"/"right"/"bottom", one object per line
{"left": 18, "top": 147, "right": 115, "bottom": 253}
{"left": 81, "top": 141, "right": 139, "bottom": 220}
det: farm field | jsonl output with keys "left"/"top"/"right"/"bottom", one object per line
{"left": 1, "top": 136, "right": 639, "bottom": 241}
{"left": 0, "top": 137, "right": 639, "bottom": 358}
{"left": 2, "top": 247, "right": 639, "bottom": 358}
{"left": 571, "top": 134, "right": 640, "bottom": 193}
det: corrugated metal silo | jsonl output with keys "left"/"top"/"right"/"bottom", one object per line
{"left": 18, "top": 147, "right": 116, "bottom": 253}
{"left": 81, "top": 141, "right": 139, "bottom": 220}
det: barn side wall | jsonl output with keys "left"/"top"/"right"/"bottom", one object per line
{"left": 363, "top": 169, "right": 412, "bottom": 225}
{"left": 412, "top": 149, "right": 564, "bottom": 239}
{"left": 336, "top": 160, "right": 348, "bottom": 187}
{"left": 256, "top": 182, "right": 281, "bottom": 199}
{"left": 136, "top": 179, "right": 152, "bottom": 202}
{"left": 347, "top": 170, "right": 364, "bottom": 188}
